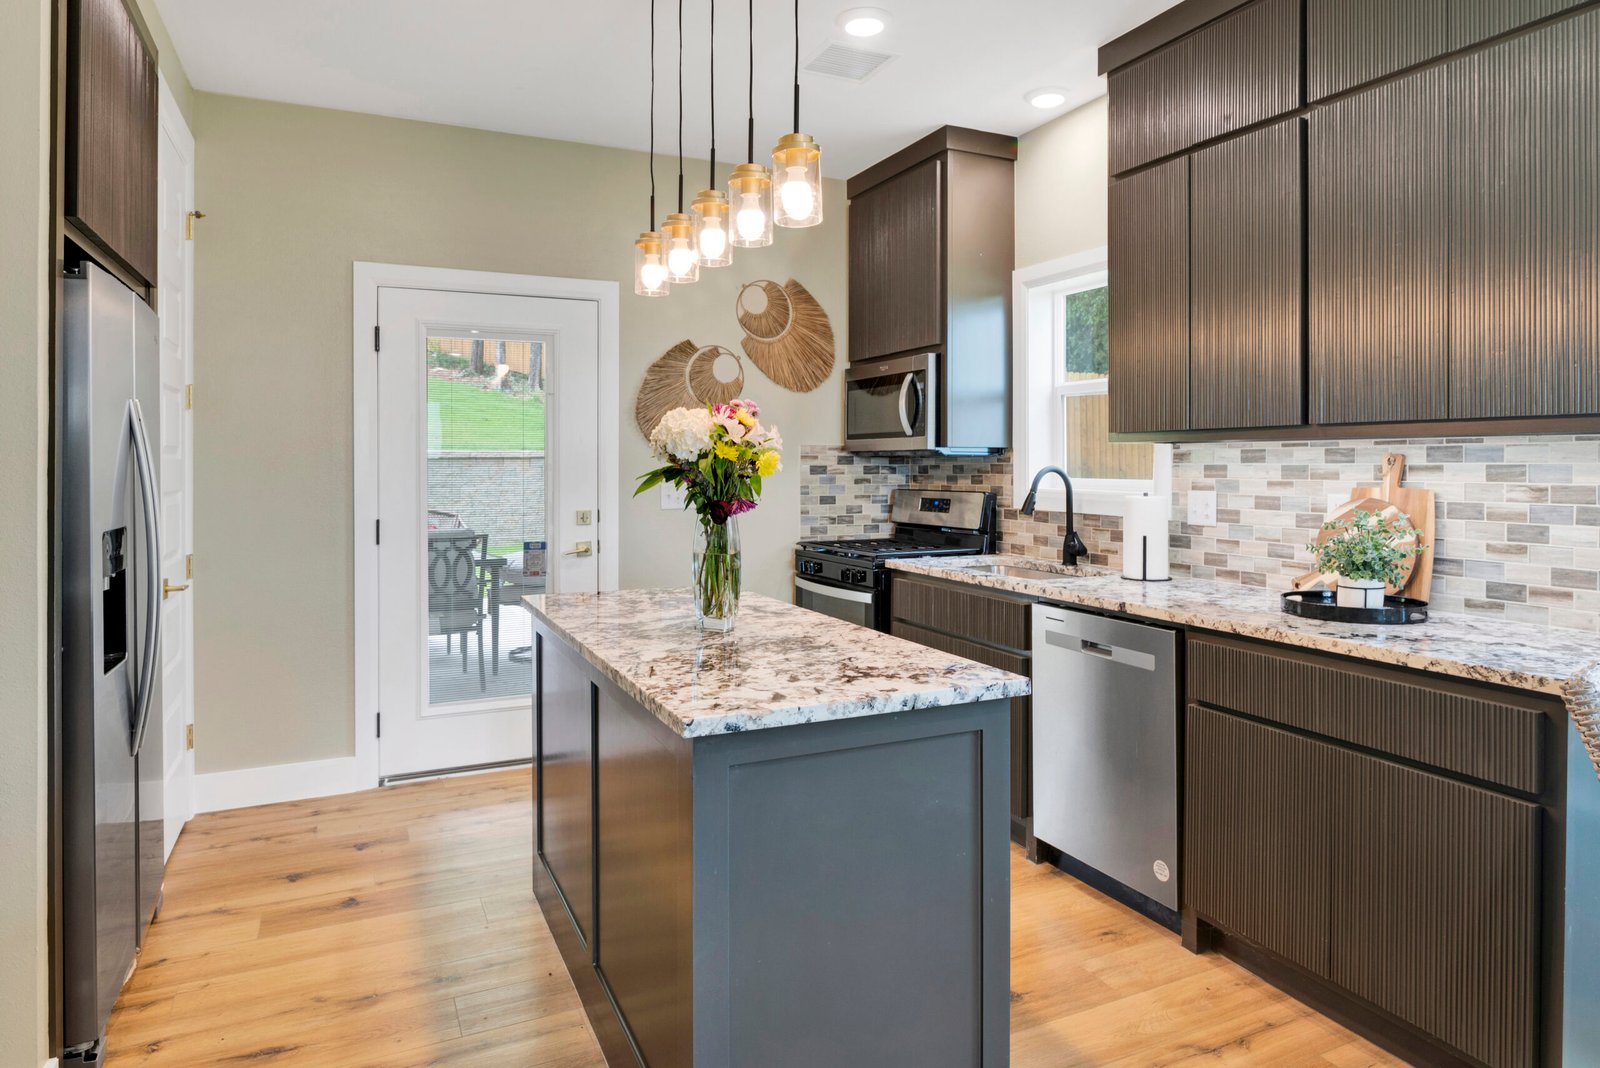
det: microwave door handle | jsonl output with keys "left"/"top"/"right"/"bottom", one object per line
{"left": 898, "top": 372, "right": 916, "bottom": 436}
{"left": 128, "top": 398, "right": 162, "bottom": 756}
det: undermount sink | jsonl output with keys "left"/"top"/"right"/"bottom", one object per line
{"left": 965, "top": 563, "right": 1093, "bottom": 581}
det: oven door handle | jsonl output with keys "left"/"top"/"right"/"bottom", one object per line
{"left": 897, "top": 373, "right": 917, "bottom": 436}
{"left": 795, "top": 577, "right": 875, "bottom": 605}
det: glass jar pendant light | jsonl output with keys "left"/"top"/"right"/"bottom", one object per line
{"left": 634, "top": 0, "right": 670, "bottom": 296}
{"left": 666, "top": 0, "right": 699, "bottom": 284}
{"left": 690, "top": 0, "right": 733, "bottom": 267}
{"left": 727, "top": 0, "right": 772, "bottom": 247}
{"left": 772, "top": 0, "right": 822, "bottom": 228}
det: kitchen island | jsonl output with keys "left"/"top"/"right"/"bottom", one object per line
{"left": 523, "top": 588, "right": 1031, "bottom": 1068}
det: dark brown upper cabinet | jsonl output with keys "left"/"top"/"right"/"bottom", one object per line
{"left": 1307, "top": 0, "right": 1589, "bottom": 101}
{"left": 1306, "top": 0, "right": 1449, "bottom": 101}
{"left": 1448, "top": 9, "right": 1600, "bottom": 420}
{"left": 1108, "top": 157, "right": 1189, "bottom": 435}
{"left": 1308, "top": 67, "right": 1450, "bottom": 425}
{"left": 847, "top": 128, "right": 1016, "bottom": 452}
{"left": 1107, "top": 0, "right": 1300, "bottom": 175}
{"left": 848, "top": 158, "right": 943, "bottom": 363}
{"left": 66, "top": 0, "right": 159, "bottom": 288}
{"left": 1189, "top": 119, "right": 1303, "bottom": 430}
{"left": 1108, "top": 0, "right": 1600, "bottom": 439}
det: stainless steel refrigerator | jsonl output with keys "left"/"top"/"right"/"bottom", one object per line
{"left": 58, "top": 261, "right": 166, "bottom": 1061}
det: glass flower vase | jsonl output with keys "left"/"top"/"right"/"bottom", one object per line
{"left": 693, "top": 517, "right": 742, "bottom": 631}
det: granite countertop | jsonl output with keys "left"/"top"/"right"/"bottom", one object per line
{"left": 523, "top": 588, "right": 1031, "bottom": 739}
{"left": 888, "top": 554, "right": 1600, "bottom": 777}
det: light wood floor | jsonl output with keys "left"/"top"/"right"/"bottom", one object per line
{"left": 106, "top": 770, "right": 1400, "bottom": 1066}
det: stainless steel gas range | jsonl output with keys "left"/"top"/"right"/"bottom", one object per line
{"left": 793, "top": 488, "right": 996, "bottom": 631}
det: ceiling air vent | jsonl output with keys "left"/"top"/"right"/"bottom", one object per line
{"left": 804, "top": 43, "right": 895, "bottom": 82}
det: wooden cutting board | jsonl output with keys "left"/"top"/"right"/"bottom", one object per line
{"left": 1290, "top": 453, "right": 1437, "bottom": 602}
{"left": 1361, "top": 453, "right": 1437, "bottom": 603}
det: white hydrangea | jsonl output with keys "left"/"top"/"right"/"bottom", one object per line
{"left": 649, "top": 407, "right": 716, "bottom": 462}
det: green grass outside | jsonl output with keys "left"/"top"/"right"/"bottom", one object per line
{"left": 427, "top": 377, "right": 546, "bottom": 451}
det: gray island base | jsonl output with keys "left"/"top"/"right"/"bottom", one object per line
{"left": 524, "top": 589, "right": 1032, "bottom": 1068}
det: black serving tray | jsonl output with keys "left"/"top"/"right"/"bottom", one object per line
{"left": 1281, "top": 589, "right": 1429, "bottom": 625}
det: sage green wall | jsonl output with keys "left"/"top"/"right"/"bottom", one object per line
{"left": 192, "top": 92, "right": 847, "bottom": 774}
{"left": 1015, "top": 95, "right": 1109, "bottom": 268}
{"left": 0, "top": 0, "right": 53, "bottom": 1062}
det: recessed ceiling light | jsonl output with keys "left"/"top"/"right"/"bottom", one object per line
{"left": 1026, "top": 87, "right": 1067, "bottom": 109}
{"left": 838, "top": 7, "right": 889, "bottom": 37}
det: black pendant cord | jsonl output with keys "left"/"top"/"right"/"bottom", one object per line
{"left": 791, "top": 0, "right": 800, "bottom": 134}
{"left": 648, "top": 0, "right": 657, "bottom": 230}
{"left": 676, "top": 0, "right": 685, "bottom": 212}
{"left": 746, "top": 0, "right": 755, "bottom": 162}
{"left": 707, "top": 0, "right": 716, "bottom": 187}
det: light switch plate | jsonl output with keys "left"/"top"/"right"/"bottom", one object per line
{"left": 1187, "top": 489, "right": 1217, "bottom": 527}
{"left": 660, "top": 483, "right": 687, "bottom": 510}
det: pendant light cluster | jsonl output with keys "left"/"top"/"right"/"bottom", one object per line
{"left": 635, "top": 0, "right": 823, "bottom": 298}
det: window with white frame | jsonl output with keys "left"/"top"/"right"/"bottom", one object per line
{"left": 1013, "top": 249, "right": 1171, "bottom": 516}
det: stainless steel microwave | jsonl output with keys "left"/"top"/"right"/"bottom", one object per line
{"left": 844, "top": 353, "right": 935, "bottom": 452}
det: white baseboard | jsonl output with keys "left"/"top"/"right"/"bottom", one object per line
{"left": 195, "top": 755, "right": 371, "bottom": 813}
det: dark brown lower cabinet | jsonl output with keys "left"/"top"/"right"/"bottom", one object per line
{"left": 1332, "top": 752, "right": 1540, "bottom": 1068}
{"left": 1187, "top": 698, "right": 1544, "bottom": 1068}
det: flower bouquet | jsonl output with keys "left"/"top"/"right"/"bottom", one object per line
{"left": 636, "top": 399, "right": 782, "bottom": 630}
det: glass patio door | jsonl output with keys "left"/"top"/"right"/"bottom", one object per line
{"left": 375, "top": 286, "right": 599, "bottom": 779}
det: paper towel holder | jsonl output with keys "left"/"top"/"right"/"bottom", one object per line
{"left": 1122, "top": 491, "right": 1172, "bottom": 583}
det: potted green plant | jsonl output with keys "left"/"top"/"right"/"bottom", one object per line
{"left": 1308, "top": 509, "right": 1426, "bottom": 610}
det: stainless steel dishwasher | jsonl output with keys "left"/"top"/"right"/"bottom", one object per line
{"left": 1031, "top": 603, "right": 1179, "bottom": 912}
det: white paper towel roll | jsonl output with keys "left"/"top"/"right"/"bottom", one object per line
{"left": 1122, "top": 494, "right": 1171, "bottom": 581}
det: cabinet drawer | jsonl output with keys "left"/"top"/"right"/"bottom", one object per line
{"left": 890, "top": 575, "right": 1030, "bottom": 652}
{"left": 1188, "top": 636, "right": 1549, "bottom": 794}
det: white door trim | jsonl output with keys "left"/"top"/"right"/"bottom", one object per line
{"left": 352, "top": 262, "right": 620, "bottom": 792}
{"left": 157, "top": 73, "right": 196, "bottom": 839}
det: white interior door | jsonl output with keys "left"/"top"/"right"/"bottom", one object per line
{"left": 156, "top": 78, "right": 195, "bottom": 859}
{"left": 376, "top": 286, "right": 600, "bottom": 779}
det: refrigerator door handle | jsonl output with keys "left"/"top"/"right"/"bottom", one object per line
{"left": 128, "top": 398, "right": 162, "bottom": 756}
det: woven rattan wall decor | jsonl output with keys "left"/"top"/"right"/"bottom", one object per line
{"left": 635, "top": 339, "right": 747, "bottom": 438}
{"left": 736, "top": 279, "right": 834, "bottom": 392}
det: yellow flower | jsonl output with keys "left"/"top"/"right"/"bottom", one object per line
{"left": 757, "top": 449, "right": 780, "bottom": 477}
{"left": 735, "top": 409, "right": 756, "bottom": 429}
{"left": 714, "top": 440, "right": 741, "bottom": 461}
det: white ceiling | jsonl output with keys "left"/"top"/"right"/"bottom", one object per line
{"left": 154, "top": 0, "right": 1180, "bottom": 176}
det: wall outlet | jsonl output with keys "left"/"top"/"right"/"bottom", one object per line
{"left": 660, "top": 483, "right": 687, "bottom": 511}
{"left": 1326, "top": 491, "right": 1351, "bottom": 515}
{"left": 1187, "top": 489, "right": 1217, "bottom": 527}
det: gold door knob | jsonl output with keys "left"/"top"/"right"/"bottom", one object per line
{"left": 562, "top": 541, "right": 593, "bottom": 557}
{"left": 163, "top": 580, "right": 190, "bottom": 600}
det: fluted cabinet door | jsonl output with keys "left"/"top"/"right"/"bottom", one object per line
{"left": 847, "top": 188, "right": 876, "bottom": 362}
{"left": 1448, "top": 11, "right": 1600, "bottom": 419}
{"left": 1108, "top": 0, "right": 1300, "bottom": 175}
{"left": 1309, "top": 68, "right": 1450, "bottom": 425}
{"left": 1306, "top": 0, "right": 1448, "bottom": 100}
{"left": 1448, "top": 0, "right": 1590, "bottom": 50}
{"left": 1185, "top": 706, "right": 1341, "bottom": 976}
{"left": 1190, "top": 120, "right": 1302, "bottom": 430}
{"left": 66, "top": 0, "right": 158, "bottom": 287}
{"left": 1331, "top": 754, "right": 1541, "bottom": 1068}
{"left": 1109, "top": 158, "right": 1189, "bottom": 435}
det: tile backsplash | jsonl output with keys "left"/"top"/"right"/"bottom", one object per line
{"left": 799, "top": 446, "right": 1126, "bottom": 570}
{"left": 800, "top": 434, "right": 1600, "bottom": 633}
